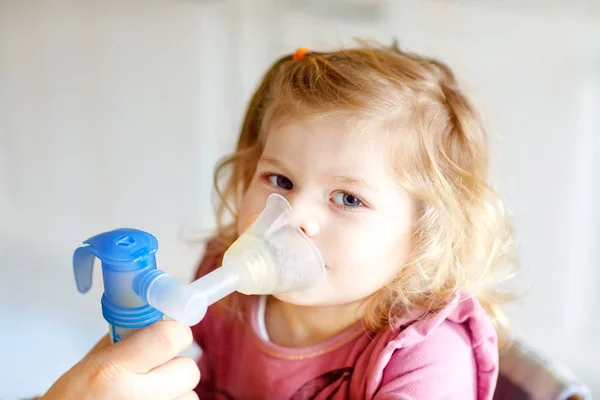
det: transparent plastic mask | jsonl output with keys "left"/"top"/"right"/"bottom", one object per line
{"left": 144, "top": 193, "right": 325, "bottom": 325}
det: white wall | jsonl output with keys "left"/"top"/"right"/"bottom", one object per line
{"left": 0, "top": 0, "right": 598, "bottom": 398}
{"left": 0, "top": 1, "right": 233, "bottom": 396}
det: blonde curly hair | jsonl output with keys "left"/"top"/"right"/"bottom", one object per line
{"left": 208, "top": 40, "right": 519, "bottom": 344}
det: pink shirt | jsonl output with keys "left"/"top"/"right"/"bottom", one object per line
{"left": 192, "top": 240, "right": 499, "bottom": 399}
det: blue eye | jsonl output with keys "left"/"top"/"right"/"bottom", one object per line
{"left": 332, "top": 192, "right": 363, "bottom": 208}
{"left": 267, "top": 174, "right": 293, "bottom": 190}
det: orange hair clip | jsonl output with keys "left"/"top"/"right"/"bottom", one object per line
{"left": 293, "top": 47, "right": 310, "bottom": 61}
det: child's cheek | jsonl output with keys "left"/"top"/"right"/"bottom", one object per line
{"left": 237, "top": 212, "right": 259, "bottom": 235}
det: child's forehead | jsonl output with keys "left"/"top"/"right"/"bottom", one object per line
{"left": 260, "top": 117, "right": 398, "bottom": 179}
{"left": 264, "top": 116, "right": 385, "bottom": 151}
{"left": 267, "top": 111, "right": 388, "bottom": 139}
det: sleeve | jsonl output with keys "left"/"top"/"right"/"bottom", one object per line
{"left": 373, "top": 323, "right": 480, "bottom": 400}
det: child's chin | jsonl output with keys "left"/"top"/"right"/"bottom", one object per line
{"left": 272, "top": 291, "right": 332, "bottom": 308}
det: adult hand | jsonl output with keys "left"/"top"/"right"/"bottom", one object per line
{"left": 41, "top": 320, "right": 200, "bottom": 400}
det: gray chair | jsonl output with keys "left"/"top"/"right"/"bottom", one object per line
{"left": 493, "top": 339, "right": 592, "bottom": 400}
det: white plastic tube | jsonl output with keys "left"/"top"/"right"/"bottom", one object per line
{"left": 140, "top": 194, "right": 325, "bottom": 326}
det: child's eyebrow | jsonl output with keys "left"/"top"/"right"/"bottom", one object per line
{"left": 260, "top": 157, "right": 286, "bottom": 169}
{"left": 332, "top": 175, "right": 379, "bottom": 192}
{"left": 260, "top": 156, "right": 379, "bottom": 192}
{"left": 259, "top": 157, "right": 297, "bottom": 179}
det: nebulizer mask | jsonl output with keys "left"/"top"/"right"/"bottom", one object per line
{"left": 72, "top": 194, "right": 324, "bottom": 343}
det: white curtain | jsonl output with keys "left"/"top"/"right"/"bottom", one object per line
{"left": 1, "top": 0, "right": 598, "bottom": 398}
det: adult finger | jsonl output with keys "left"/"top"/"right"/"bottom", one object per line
{"left": 97, "top": 320, "right": 193, "bottom": 374}
{"left": 88, "top": 334, "right": 111, "bottom": 355}
{"left": 142, "top": 356, "right": 200, "bottom": 399}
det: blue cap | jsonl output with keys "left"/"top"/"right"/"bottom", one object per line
{"left": 73, "top": 228, "right": 163, "bottom": 329}
{"left": 73, "top": 228, "right": 158, "bottom": 293}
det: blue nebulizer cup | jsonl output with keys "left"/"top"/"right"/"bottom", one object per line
{"left": 72, "top": 193, "right": 325, "bottom": 343}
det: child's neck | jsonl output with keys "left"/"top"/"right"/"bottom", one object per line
{"left": 264, "top": 295, "right": 364, "bottom": 348}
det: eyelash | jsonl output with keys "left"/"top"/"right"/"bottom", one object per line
{"left": 260, "top": 173, "right": 367, "bottom": 211}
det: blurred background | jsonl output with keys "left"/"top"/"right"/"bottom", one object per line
{"left": 0, "top": 0, "right": 598, "bottom": 398}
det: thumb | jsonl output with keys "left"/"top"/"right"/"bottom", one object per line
{"left": 88, "top": 334, "right": 111, "bottom": 355}
{"left": 97, "top": 320, "right": 193, "bottom": 374}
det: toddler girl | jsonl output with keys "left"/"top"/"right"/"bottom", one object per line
{"left": 191, "top": 41, "right": 517, "bottom": 399}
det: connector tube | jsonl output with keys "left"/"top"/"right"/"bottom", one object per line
{"left": 188, "top": 263, "right": 242, "bottom": 307}
{"left": 135, "top": 264, "right": 243, "bottom": 326}
{"left": 144, "top": 273, "right": 208, "bottom": 326}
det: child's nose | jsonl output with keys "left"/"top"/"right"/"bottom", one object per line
{"left": 288, "top": 197, "right": 321, "bottom": 237}
{"left": 299, "top": 219, "right": 320, "bottom": 238}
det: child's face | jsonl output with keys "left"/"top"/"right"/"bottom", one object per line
{"left": 237, "top": 117, "right": 416, "bottom": 307}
